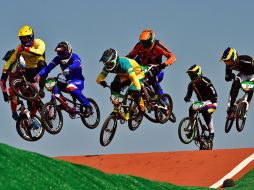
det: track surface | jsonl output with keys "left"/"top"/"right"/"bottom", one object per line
{"left": 56, "top": 148, "right": 254, "bottom": 187}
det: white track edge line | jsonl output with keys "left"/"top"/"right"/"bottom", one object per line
{"left": 209, "top": 153, "right": 254, "bottom": 189}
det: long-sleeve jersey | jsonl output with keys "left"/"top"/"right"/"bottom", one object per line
{"left": 3, "top": 39, "right": 45, "bottom": 70}
{"left": 126, "top": 40, "right": 176, "bottom": 66}
{"left": 185, "top": 76, "right": 217, "bottom": 103}
{"left": 38, "top": 53, "right": 84, "bottom": 81}
{"left": 226, "top": 55, "right": 254, "bottom": 77}
{"left": 96, "top": 57, "right": 144, "bottom": 91}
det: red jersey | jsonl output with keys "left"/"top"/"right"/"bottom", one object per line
{"left": 126, "top": 40, "right": 176, "bottom": 66}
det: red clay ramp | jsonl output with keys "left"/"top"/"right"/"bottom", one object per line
{"left": 56, "top": 148, "right": 254, "bottom": 188}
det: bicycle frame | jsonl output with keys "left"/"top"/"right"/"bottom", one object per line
{"left": 190, "top": 100, "right": 210, "bottom": 145}
{"left": 110, "top": 93, "right": 133, "bottom": 122}
{"left": 45, "top": 74, "right": 84, "bottom": 116}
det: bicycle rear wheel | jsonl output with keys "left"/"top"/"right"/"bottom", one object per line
{"left": 80, "top": 98, "right": 100, "bottom": 129}
{"left": 155, "top": 94, "right": 173, "bottom": 124}
{"left": 41, "top": 102, "right": 63, "bottom": 135}
{"left": 16, "top": 114, "right": 45, "bottom": 141}
{"left": 200, "top": 140, "right": 213, "bottom": 150}
{"left": 236, "top": 102, "right": 247, "bottom": 132}
{"left": 10, "top": 78, "right": 39, "bottom": 101}
{"left": 100, "top": 114, "right": 117, "bottom": 146}
{"left": 178, "top": 117, "right": 196, "bottom": 144}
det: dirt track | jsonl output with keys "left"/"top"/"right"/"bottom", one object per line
{"left": 56, "top": 148, "right": 254, "bottom": 187}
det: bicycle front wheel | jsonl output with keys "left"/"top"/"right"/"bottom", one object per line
{"left": 80, "top": 98, "right": 100, "bottom": 129}
{"left": 225, "top": 117, "right": 234, "bottom": 133}
{"left": 16, "top": 114, "right": 45, "bottom": 141}
{"left": 155, "top": 94, "right": 173, "bottom": 124}
{"left": 178, "top": 117, "right": 196, "bottom": 144}
{"left": 200, "top": 140, "right": 213, "bottom": 150}
{"left": 128, "top": 101, "right": 143, "bottom": 131}
{"left": 236, "top": 102, "right": 247, "bottom": 132}
{"left": 10, "top": 78, "right": 39, "bottom": 101}
{"left": 41, "top": 102, "right": 63, "bottom": 135}
{"left": 100, "top": 114, "right": 117, "bottom": 146}
{"left": 168, "top": 112, "right": 176, "bottom": 123}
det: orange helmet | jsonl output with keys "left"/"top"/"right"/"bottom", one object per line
{"left": 139, "top": 29, "right": 155, "bottom": 48}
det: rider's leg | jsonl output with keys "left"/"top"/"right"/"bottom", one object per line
{"left": 129, "top": 76, "right": 145, "bottom": 113}
{"left": 188, "top": 106, "right": 195, "bottom": 122}
{"left": 8, "top": 86, "right": 19, "bottom": 120}
{"left": 227, "top": 76, "right": 241, "bottom": 114}
{"left": 247, "top": 91, "right": 253, "bottom": 106}
{"left": 201, "top": 104, "right": 217, "bottom": 141}
{"left": 155, "top": 71, "right": 164, "bottom": 95}
{"left": 37, "top": 61, "right": 47, "bottom": 98}
{"left": 66, "top": 80, "right": 91, "bottom": 108}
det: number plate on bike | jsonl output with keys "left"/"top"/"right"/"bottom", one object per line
{"left": 192, "top": 101, "right": 204, "bottom": 110}
{"left": 241, "top": 81, "right": 254, "bottom": 92}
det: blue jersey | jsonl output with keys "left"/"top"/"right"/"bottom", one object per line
{"left": 39, "top": 53, "right": 84, "bottom": 81}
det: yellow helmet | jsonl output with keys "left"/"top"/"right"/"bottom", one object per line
{"left": 186, "top": 64, "right": 202, "bottom": 81}
{"left": 18, "top": 25, "right": 33, "bottom": 37}
{"left": 18, "top": 25, "right": 34, "bottom": 46}
{"left": 221, "top": 47, "right": 238, "bottom": 68}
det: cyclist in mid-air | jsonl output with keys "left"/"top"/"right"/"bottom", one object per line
{"left": 1, "top": 25, "right": 47, "bottom": 115}
{"left": 184, "top": 64, "right": 218, "bottom": 141}
{"left": 96, "top": 48, "right": 145, "bottom": 115}
{"left": 36, "top": 41, "right": 92, "bottom": 115}
{"left": 126, "top": 28, "right": 176, "bottom": 95}
{"left": 221, "top": 47, "right": 254, "bottom": 115}
{"left": 0, "top": 49, "right": 26, "bottom": 120}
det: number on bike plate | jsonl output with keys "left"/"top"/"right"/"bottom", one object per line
{"left": 241, "top": 81, "right": 254, "bottom": 92}
{"left": 192, "top": 101, "right": 204, "bottom": 111}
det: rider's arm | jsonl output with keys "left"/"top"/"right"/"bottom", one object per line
{"left": 156, "top": 40, "right": 176, "bottom": 66}
{"left": 96, "top": 68, "right": 109, "bottom": 84}
{"left": 69, "top": 56, "right": 82, "bottom": 70}
{"left": 126, "top": 43, "right": 142, "bottom": 59}
{"left": 129, "top": 71, "right": 141, "bottom": 91}
{"left": 26, "top": 39, "right": 45, "bottom": 56}
{"left": 203, "top": 77, "right": 218, "bottom": 103}
{"left": 38, "top": 57, "right": 59, "bottom": 76}
{"left": 185, "top": 83, "right": 193, "bottom": 99}
{"left": 3, "top": 48, "right": 19, "bottom": 72}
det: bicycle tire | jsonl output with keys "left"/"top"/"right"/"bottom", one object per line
{"left": 41, "top": 102, "right": 63, "bottom": 135}
{"left": 168, "top": 112, "right": 176, "bottom": 123}
{"left": 10, "top": 78, "right": 39, "bottom": 101}
{"left": 155, "top": 94, "right": 173, "bottom": 124}
{"left": 128, "top": 101, "right": 143, "bottom": 131}
{"left": 236, "top": 102, "right": 247, "bottom": 132}
{"left": 200, "top": 140, "right": 213, "bottom": 150}
{"left": 178, "top": 117, "right": 196, "bottom": 144}
{"left": 100, "top": 114, "right": 117, "bottom": 146}
{"left": 16, "top": 114, "right": 45, "bottom": 141}
{"left": 225, "top": 117, "right": 234, "bottom": 133}
{"left": 80, "top": 98, "right": 100, "bottom": 129}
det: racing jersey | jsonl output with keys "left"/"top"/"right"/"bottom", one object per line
{"left": 126, "top": 40, "right": 176, "bottom": 66}
{"left": 226, "top": 55, "right": 254, "bottom": 77}
{"left": 3, "top": 39, "right": 45, "bottom": 70}
{"left": 96, "top": 57, "right": 144, "bottom": 90}
{"left": 185, "top": 76, "right": 217, "bottom": 103}
{"left": 38, "top": 53, "right": 84, "bottom": 81}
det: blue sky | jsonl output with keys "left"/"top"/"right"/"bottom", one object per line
{"left": 0, "top": 0, "right": 254, "bottom": 156}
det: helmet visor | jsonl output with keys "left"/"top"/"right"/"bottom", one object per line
{"left": 19, "top": 35, "right": 32, "bottom": 45}
{"left": 55, "top": 47, "right": 69, "bottom": 59}
{"left": 224, "top": 57, "right": 236, "bottom": 68}
{"left": 140, "top": 39, "right": 152, "bottom": 48}
{"left": 104, "top": 60, "right": 116, "bottom": 70}
{"left": 188, "top": 72, "right": 199, "bottom": 81}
